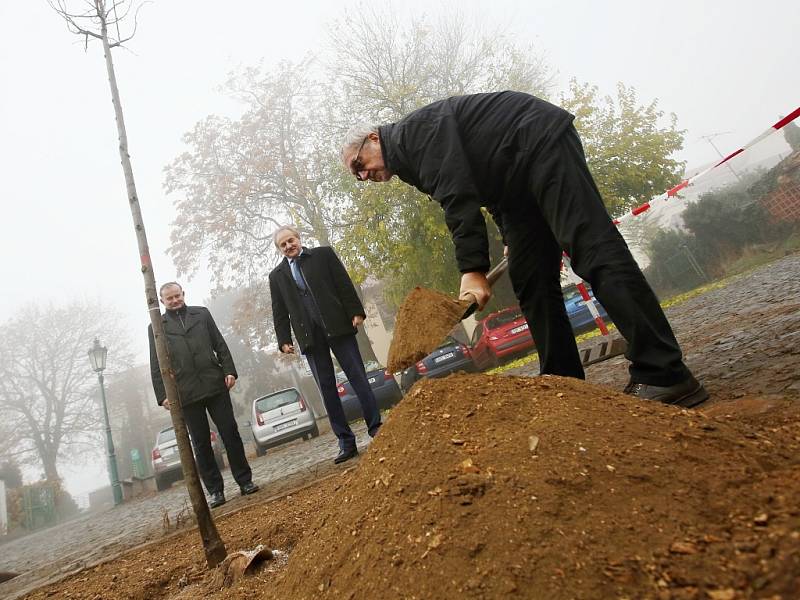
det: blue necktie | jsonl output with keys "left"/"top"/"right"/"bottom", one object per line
{"left": 290, "top": 258, "right": 307, "bottom": 291}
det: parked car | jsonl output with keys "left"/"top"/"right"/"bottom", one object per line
{"left": 562, "top": 283, "right": 611, "bottom": 334}
{"left": 470, "top": 306, "right": 535, "bottom": 371}
{"left": 251, "top": 387, "right": 319, "bottom": 456}
{"left": 336, "top": 361, "right": 403, "bottom": 421}
{"left": 151, "top": 426, "right": 225, "bottom": 492}
{"left": 470, "top": 286, "right": 611, "bottom": 370}
{"left": 399, "top": 338, "right": 476, "bottom": 392}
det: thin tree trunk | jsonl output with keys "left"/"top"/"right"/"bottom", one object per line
{"left": 96, "top": 0, "right": 225, "bottom": 567}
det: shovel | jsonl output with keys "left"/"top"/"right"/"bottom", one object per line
{"left": 386, "top": 257, "right": 509, "bottom": 372}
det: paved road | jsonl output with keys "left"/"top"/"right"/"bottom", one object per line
{"left": 0, "top": 425, "right": 373, "bottom": 599}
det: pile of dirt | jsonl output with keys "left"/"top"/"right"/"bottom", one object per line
{"left": 23, "top": 375, "right": 800, "bottom": 599}
{"left": 386, "top": 286, "right": 470, "bottom": 371}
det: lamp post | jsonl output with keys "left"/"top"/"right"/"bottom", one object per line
{"left": 88, "top": 338, "right": 123, "bottom": 506}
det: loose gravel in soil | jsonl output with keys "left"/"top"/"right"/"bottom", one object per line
{"left": 25, "top": 374, "right": 800, "bottom": 600}
{"left": 387, "top": 286, "right": 470, "bottom": 372}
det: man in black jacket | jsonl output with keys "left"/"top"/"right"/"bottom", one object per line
{"left": 341, "top": 91, "right": 707, "bottom": 408}
{"left": 149, "top": 282, "right": 259, "bottom": 508}
{"left": 269, "top": 226, "right": 381, "bottom": 464}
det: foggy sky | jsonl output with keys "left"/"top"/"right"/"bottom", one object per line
{"left": 0, "top": 0, "right": 798, "bottom": 494}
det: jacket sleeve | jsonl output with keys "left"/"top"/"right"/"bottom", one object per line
{"left": 326, "top": 247, "right": 365, "bottom": 319}
{"left": 269, "top": 271, "right": 294, "bottom": 350}
{"left": 399, "top": 114, "right": 490, "bottom": 273}
{"left": 204, "top": 308, "right": 237, "bottom": 378}
{"left": 148, "top": 324, "right": 167, "bottom": 405}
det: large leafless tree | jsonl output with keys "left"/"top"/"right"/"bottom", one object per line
{"left": 0, "top": 301, "right": 133, "bottom": 484}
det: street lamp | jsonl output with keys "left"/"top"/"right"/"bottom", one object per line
{"left": 88, "top": 338, "right": 123, "bottom": 506}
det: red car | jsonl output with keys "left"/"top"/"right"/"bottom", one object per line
{"left": 470, "top": 306, "right": 534, "bottom": 370}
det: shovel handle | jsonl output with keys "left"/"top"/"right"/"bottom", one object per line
{"left": 486, "top": 256, "right": 509, "bottom": 286}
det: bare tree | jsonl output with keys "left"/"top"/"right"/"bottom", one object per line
{"left": 49, "top": 0, "right": 226, "bottom": 567}
{"left": 0, "top": 301, "right": 133, "bottom": 484}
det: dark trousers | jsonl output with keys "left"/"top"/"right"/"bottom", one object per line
{"left": 181, "top": 390, "right": 252, "bottom": 495}
{"left": 500, "top": 125, "right": 691, "bottom": 386}
{"left": 303, "top": 324, "right": 382, "bottom": 451}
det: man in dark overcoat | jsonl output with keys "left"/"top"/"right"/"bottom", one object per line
{"left": 149, "top": 282, "right": 259, "bottom": 507}
{"left": 269, "top": 226, "right": 381, "bottom": 464}
{"left": 340, "top": 90, "right": 707, "bottom": 408}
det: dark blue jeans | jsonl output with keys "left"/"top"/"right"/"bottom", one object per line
{"left": 304, "top": 325, "right": 381, "bottom": 451}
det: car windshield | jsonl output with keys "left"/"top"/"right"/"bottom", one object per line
{"left": 157, "top": 428, "right": 176, "bottom": 444}
{"left": 487, "top": 309, "right": 523, "bottom": 329}
{"left": 363, "top": 361, "right": 383, "bottom": 372}
{"left": 256, "top": 389, "right": 300, "bottom": 412}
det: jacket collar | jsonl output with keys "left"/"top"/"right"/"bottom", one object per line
{"left": 162, "top": 305, "right": 202, "bottom": 333}
{"left": 378, "top": 123, "right": 420, "bottom": 189}
{"left": 279, "top": 246, "right": 315, "bottom": 270}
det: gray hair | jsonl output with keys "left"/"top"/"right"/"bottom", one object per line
{"left": 272, "top": 225, "right": 301, "bottom": 248}
{"left": 340, "top": 123, "right": 379, "bottom": 165}
{"left": 159, "top": 281, "right": 183, "bottom": 296}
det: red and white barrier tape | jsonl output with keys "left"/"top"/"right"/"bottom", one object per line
{"left": 612, "top": 106, "right": 800, "bottom": 226}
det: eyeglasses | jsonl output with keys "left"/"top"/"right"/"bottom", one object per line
{"left": 350, "top": 136, "right": 369, "bottom": 181}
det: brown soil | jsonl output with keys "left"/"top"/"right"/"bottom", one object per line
{"left": 25, "top": 375, "right": 800, "bottom": 600}
{"left": 387, "top": 286, "right": 470, "bottom": 372}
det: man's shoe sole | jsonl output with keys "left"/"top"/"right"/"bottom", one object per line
{"left": 666, "top": 384, "right": 709, "bottom": 409}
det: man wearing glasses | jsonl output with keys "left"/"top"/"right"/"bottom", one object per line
{"left": 340, "top": 91, "right": 707, "bottom": 408}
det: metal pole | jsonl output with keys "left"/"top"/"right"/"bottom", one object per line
{"left": 98, "top": 372, "right": 123, "bottom": 505}
{"left": 702, "top": 133, "right": 742, "bottom": 182}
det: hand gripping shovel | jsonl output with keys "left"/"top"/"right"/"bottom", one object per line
{"left": 460, "top": 256, "right": 509, "bottom": 319}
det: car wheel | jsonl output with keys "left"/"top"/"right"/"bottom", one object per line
{"left": 309, "top": 422, "right": 320, "bottom": 439}
{"left": 155, "top": 475, "right": 170, "bottom": 492}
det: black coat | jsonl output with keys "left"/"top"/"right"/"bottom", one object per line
{"left": 269, "top": 246, "right": 365, "bottom": 354}
{"left": 148, "top": 306, "right": 237, "bottom": 406}
{"left": 379, "top": 90, "right": 574, "bottom": 274}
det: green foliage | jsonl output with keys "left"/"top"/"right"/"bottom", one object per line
{"left": 682, "top": 188, "right": 765, "bottom": 266}
{"left": 560, "top": 80, "right": 686, "bottom": 216}
{"left": 644, "top": 174, "right": 797, "bottom": 294}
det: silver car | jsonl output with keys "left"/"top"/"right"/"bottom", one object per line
{"left": 151, "top": 425, "right": 225, "bottom": 492}
{"left": 251, "top": 387, "right": 319, "bottom": 456}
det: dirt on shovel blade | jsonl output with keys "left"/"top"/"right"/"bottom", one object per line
{"left": 387, "top": 286, "right": 471, "bottom": 372}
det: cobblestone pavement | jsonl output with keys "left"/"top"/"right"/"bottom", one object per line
{"left": 0, "top": 425, "right": 373, "bottom": 599}
{"left": 510, "top": 252, "right": 800, "bottom": 404}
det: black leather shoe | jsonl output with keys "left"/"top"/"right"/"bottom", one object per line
{"left": 334, "top": 447, "right": 359, "bottom": 464}
{"left": 240, "top": 482, "right": 260, "bottom": 496}
{"left": 624, "top": 374, "right": 709, "bottom": 408}
{"left": 368, "top": 423, "right": 382, "bottom": 438}
{"left": 208, "top": 491, "right": 226, "bottom": 508}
